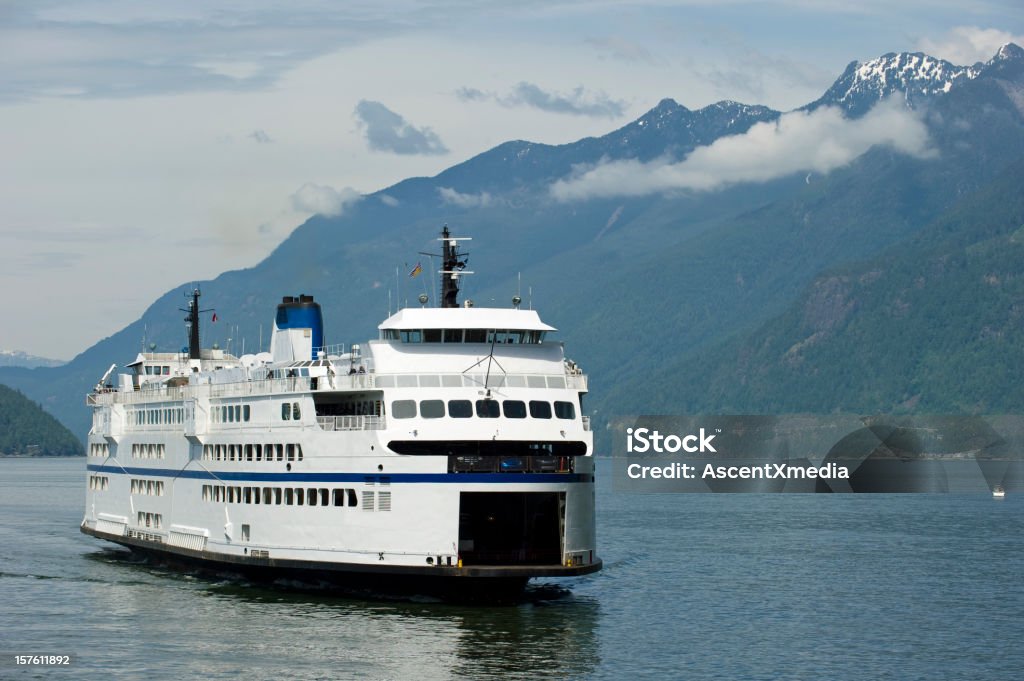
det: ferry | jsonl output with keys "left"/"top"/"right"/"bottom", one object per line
{"left": 81, "top": 227, "right": 600, "bottom": 598}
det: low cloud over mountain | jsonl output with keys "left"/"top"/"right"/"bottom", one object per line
{"left": 291, "top": 183, "right": 361, "bottom": 216}
{"left": 550, "top": 98, "right": 934, "bottom": 200}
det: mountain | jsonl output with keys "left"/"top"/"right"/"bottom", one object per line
{"left": 407, "top": 97, "right": 781, "bottom": 196}
{"left": 0, "top": 349, "right": 64, "bottom": 369}
{"left": 808, "top": 43, "right": 1024, "bottom": 117}
{"left": 609, "top": 156, "right": 1024, "bottom": 414}
{"left": 0, "top": 383, "right": 83, "bottom": 456}
{"left": 807, "top": 52, "right": 980, "bottom": 115}
{"left": 2, "top": 43, "right": 1023, "bottom": 443}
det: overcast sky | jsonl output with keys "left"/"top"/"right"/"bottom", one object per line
{"left": 2, "top": 1, "right": 1023, "bottom": 360}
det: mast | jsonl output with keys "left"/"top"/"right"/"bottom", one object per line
{"left": 180, "top": 288, "right": 213, "bottom": 360}
{"left": 440, "top": 226, "right": 470, "bottom": 308}
{"left": 419, "top": 225, "right": 472, "bottom": 308}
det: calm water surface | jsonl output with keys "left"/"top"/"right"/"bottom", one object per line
{"left": 1, "top": 458, "right": 1022, "bottom": 680}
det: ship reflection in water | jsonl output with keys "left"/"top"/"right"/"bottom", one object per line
{"left": 84, "top": 547, "right": 601, "bottom": 679}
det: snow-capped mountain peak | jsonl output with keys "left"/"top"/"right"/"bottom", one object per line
{"left": 804, "top": 43, "right": 1024, "bottom": 116}
{"left": 990, "top": 42, "right": 1024, "bottom": 64}
{"left": 813, "top": 51, "right": 979, "bottom": 115}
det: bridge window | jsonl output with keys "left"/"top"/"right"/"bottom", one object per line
{"left": 475, "top": 400, "right": 499, "bottom": 418}
{"left": 464, "top": 329, "right": 487, "bottom": 343}
{"left": 554, "top": 401, "right": 576, "bottom": 419}
{"left": 420, "top": 400, "right": 445, "bottom": 419}
{"left": 392, "top": 400, "right": 417, "bottom": 419}
{"left": 448, "top": 400, "right": 472, "bottom": 418}
{"left": 423, "top": 329, "right": 442, "bottom": 343}
{"left": 502, "top": 400, "right": 526, "bottom": 418}
{"left": 529, "top": 401, "right": 552, "bottom": 419}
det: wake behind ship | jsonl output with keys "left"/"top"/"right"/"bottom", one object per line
{"left": 81, "top": 227, "right": 600, "bottom": 598}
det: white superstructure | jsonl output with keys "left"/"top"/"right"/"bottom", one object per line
{"left": 81, "top": 228, "right": 600, "bottom": 595}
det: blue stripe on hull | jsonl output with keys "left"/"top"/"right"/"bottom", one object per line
{"left": 86, "top": 463, "right": 590, "bottom": 484}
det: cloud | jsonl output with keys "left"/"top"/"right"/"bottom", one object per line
{"left": 9, "top": 250, "right": 83, "bottom": 274}
{"left": 455, "top": 87, "right": 488, "bottom": 102}
{"left": 248, "top": 129, "right": 272, "bottom": 144}
{"left": 456, "top": 82, "right": 628, "bottom": 118}
{"left": 438, "top": 187, "right": 494, "bottom": 208}
{"left": 290, "top": 183, "right": 361, "bottom": 216}
{"left": 0, "top": 4, "right": 434, "bottom": 101}
{"left": 353, "top": 100, "right": 448, "bottom": 155}
{"left": 699, "top": 48, "right": 831, "bottom": 103}
{"left": 378, "top": 194, "right": 399, "bottom": 207}
{"left": 550, "top": 98, "right": 935, "bottom": 201}
{"left": 585, "top": 36, "right": 659, "bottom": 64}
{"left": 917, "top": 26, "right": 1024, "bottom": 65}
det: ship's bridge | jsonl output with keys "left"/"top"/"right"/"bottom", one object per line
{"left": 378, "top": 307, "right": 556, "bottom": 345}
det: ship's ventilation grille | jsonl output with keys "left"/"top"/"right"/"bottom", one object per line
{"left": 378, "top": 491, "right": 391, "bottom": 512}
{"left": 168, "top": 525, "right": 209, "bottom": 552}
{"left": 362, "top": 491, "right": 375, "bottom": 511}
{"left": 96, "top": 514, "right": 128, "bottom": 536}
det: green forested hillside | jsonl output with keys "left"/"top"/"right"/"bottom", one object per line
{"left": 0, "top": 383, "right": 83, "bottom": 456}
{"left": 628, "top": 157, "right": 1024, "bottom": 414}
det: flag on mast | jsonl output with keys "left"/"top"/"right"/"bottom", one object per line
{"left": 409, "top": 262, "right": 422, "bottom": 278}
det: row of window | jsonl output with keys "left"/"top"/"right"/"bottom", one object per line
{"left": 212, "top": 404, "right": 251, "bottom": 423}
{"left": 374, "top": 374, "right": 569, "bottom": 389}
{"left": 143, "top": 365, "right": 172, "bottom": 375}
{"left": 88, "top": 475, "right": 109, "bottom": 490}
{"left": 137, "top": 512, "right": 163, "bottom": 529}
{"left": 131, "top": 407, "right": 185, "bottom": 427}
{"left": 392, "top": 399, "right": 576, "bottom": 421}
{"left": 382, "top": 329, "right": 546, "bottom": 345}
{"left": 131, "top": 478, "right": 165, "bottom": 496}
{"left": 89, "top": 444, "right": 110, "bottom": 458}
{"left": 316, "top": 400, "right": 383, "bottom": 417}
{"left": 201, "top": 443, "right": 304, "bottom": 463}
{"left": 132, "top": 443, "right": 166, "bottom": 459}
{"left": 282, "top": 402, "right": 301, "bottom": 421}
{"left": 202, "top": 484, "right": 371, "bottom": 509}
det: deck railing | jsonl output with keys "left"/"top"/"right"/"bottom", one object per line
{"left": 316, "top": 415, "right": 387, "bottom": 431}
{"left": 87, "top": 370, "right": 587, "bottom": 406}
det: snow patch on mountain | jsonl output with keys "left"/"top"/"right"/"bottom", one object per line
{"left": 0, "top": 349, "right": 65, "bottom": 368}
